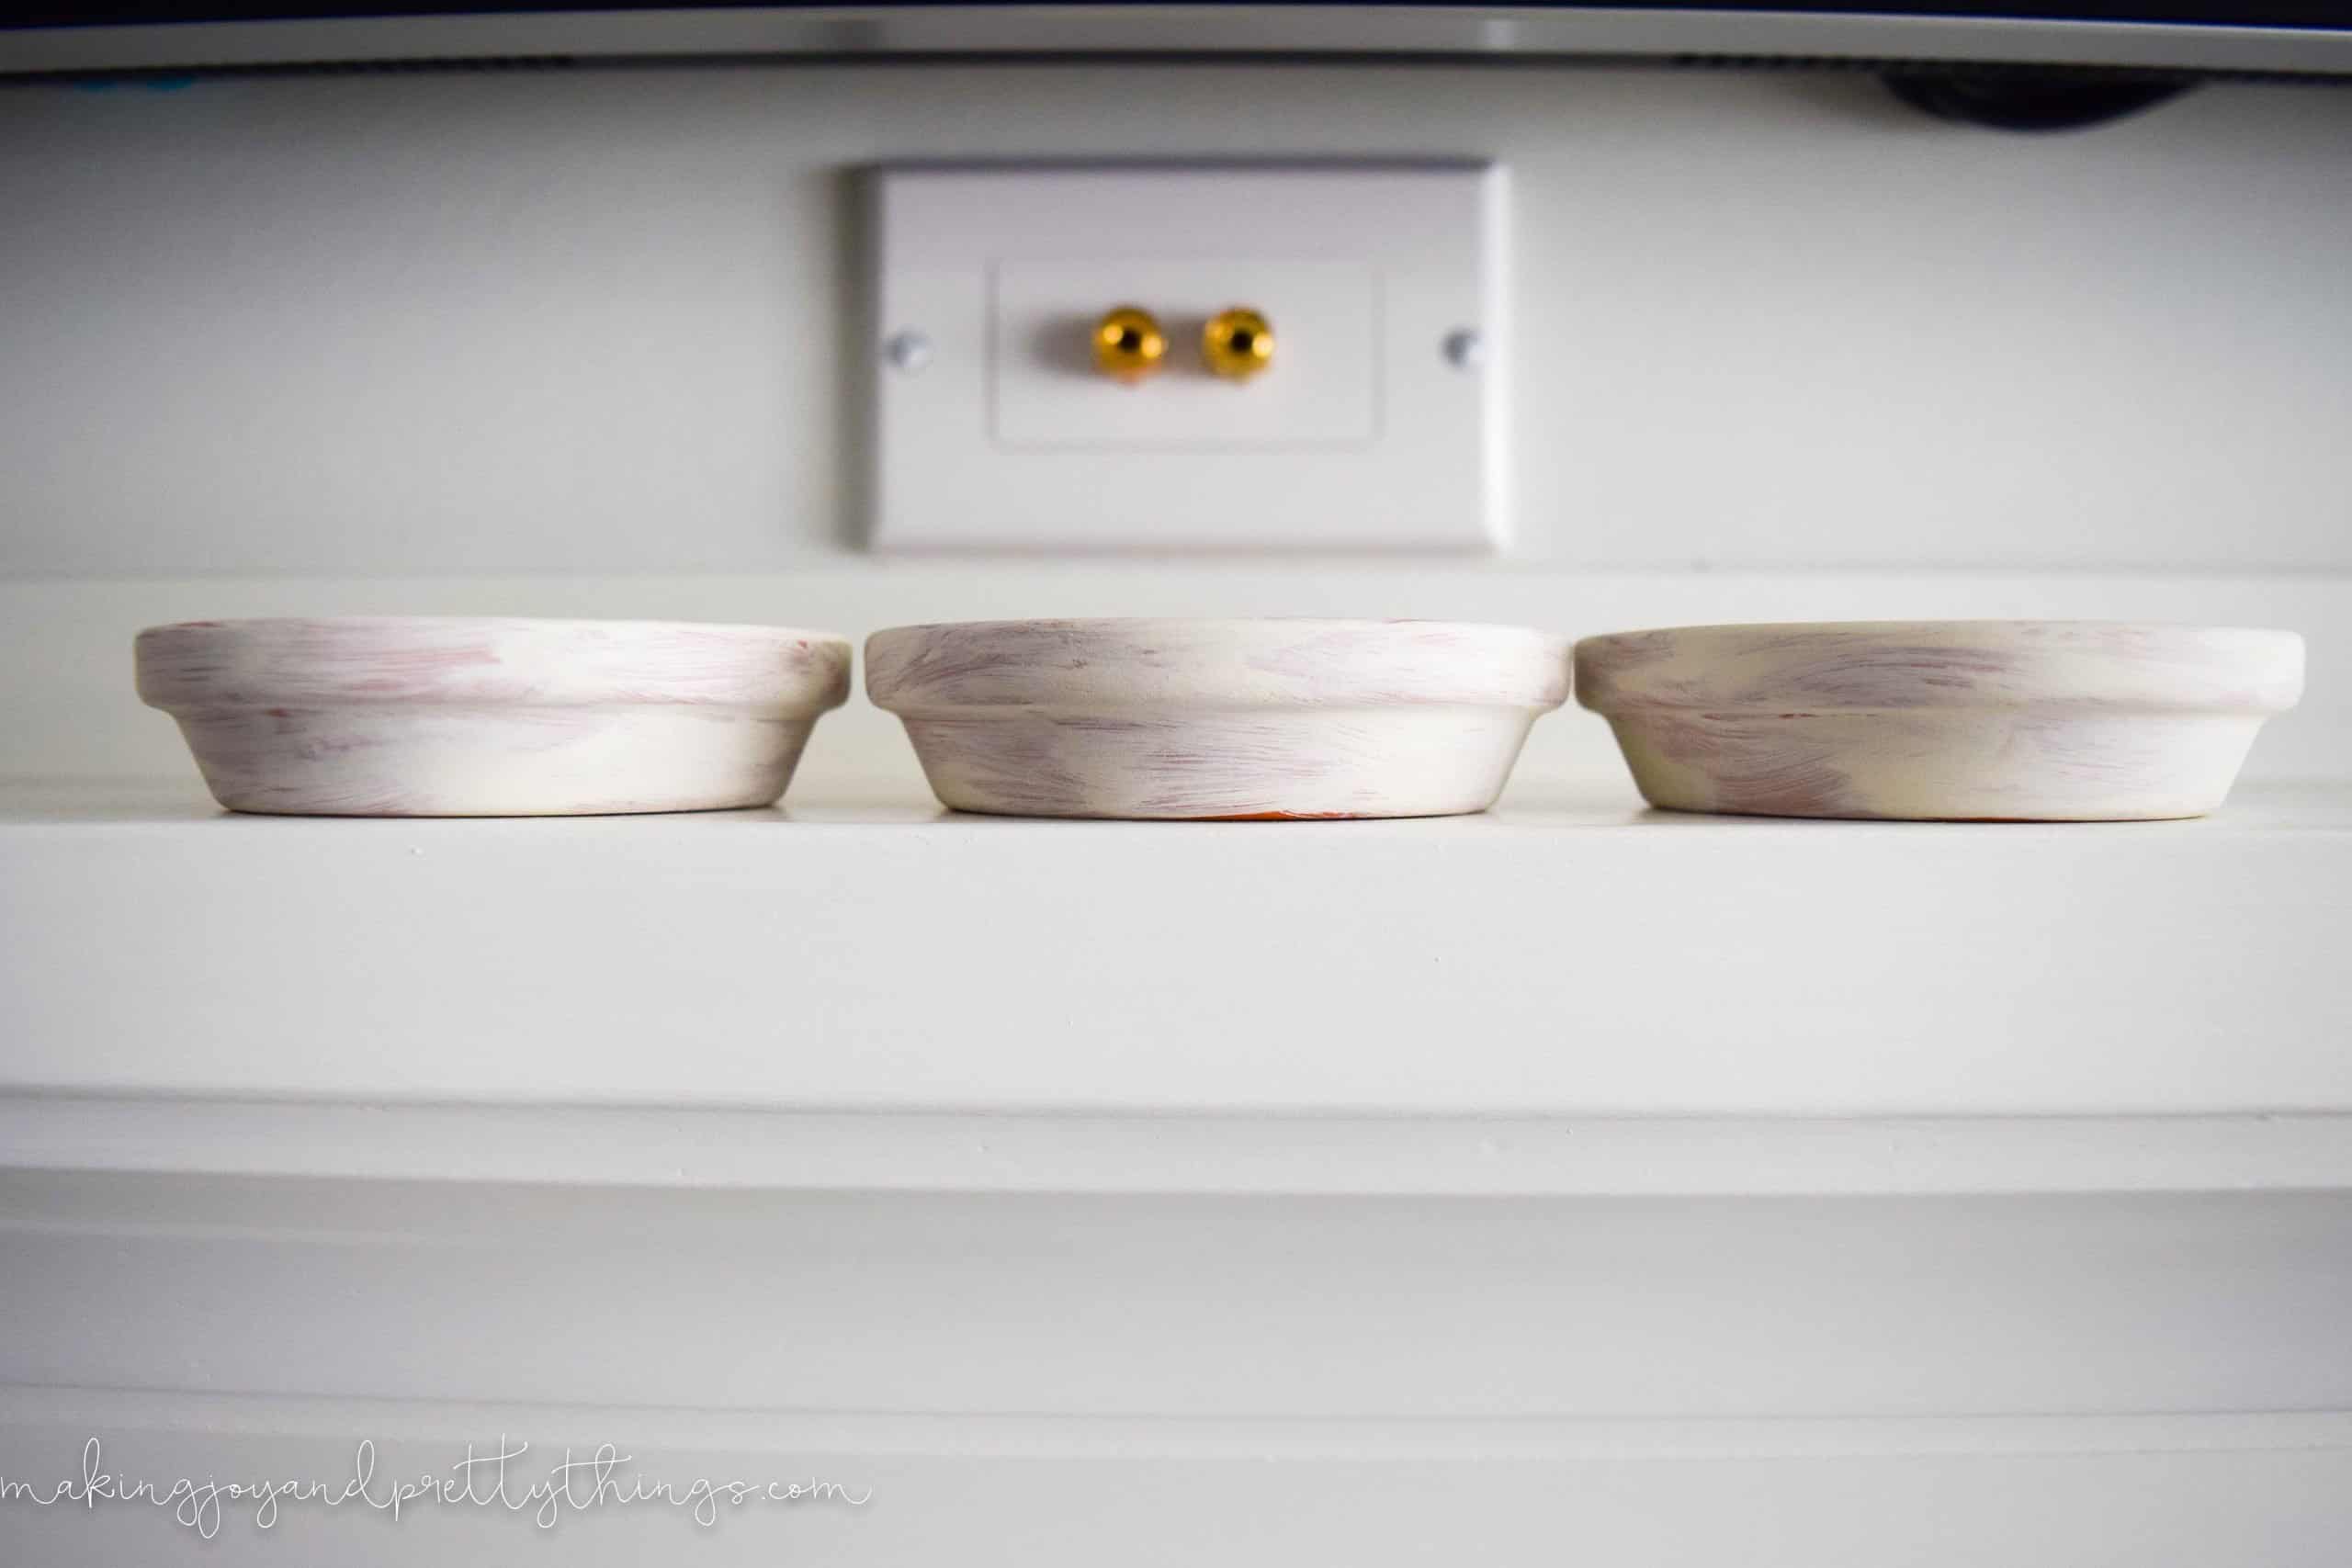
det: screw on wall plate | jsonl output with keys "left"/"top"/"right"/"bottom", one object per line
{"left": 1442, "top": 328, "right": 1484, "bottom": 370}
{"left": 882, "top": 330, "right": 933, "bottom": 374}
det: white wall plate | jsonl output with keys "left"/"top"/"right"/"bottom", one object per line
{"left": 870, "top": 162, "right": 1506, "bottom": 553}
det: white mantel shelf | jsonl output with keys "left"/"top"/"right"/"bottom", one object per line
{"left": 5, "top": 777, "right": 2348, "bottom": 1122}
{"left": 6, "top": 777, "right": 2352, "bottom": 1566}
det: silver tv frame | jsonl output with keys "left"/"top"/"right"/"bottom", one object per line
{"left": 5, "top": 6, "right": 2350, "bottom": 79}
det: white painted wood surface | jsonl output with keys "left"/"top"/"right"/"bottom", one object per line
{"left": 5, "top": 1393, "right": 2347, "bottom": 1566}
{"left": 18, "top": 1175, "right": 2344, "bottom": 1421}
{"left": 18, "top": 611, "right": 2348, "bottom": 1565}
{"left": 3, "top": 1174, "right": 2348, "bottom": 1564}
{"left": 13, "top": 1098, "right": 2352, "bottom": 1197}
{"left": 5, "top": 775, "right": 2348, "bottom": 1115}
{"left": 18, "top": 1174, "right": 2352, "bottom": 1422}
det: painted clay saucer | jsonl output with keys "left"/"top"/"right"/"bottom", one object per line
{"left": 1573, "top": 620, "right": 2303, "bottom": 821}
{"left": 866, "top": 617, "right": 1571, "bottom": 820}
{"left": 136, "top": 615, "right": 852, "bottom": 816}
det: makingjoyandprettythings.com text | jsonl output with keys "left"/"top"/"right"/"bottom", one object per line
{"left": 2, "top": 1437, "right": 872, "bottom": 1538}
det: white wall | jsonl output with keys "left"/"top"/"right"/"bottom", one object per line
{"left": 4, "top": 63, "right": 2349, "bottom": 579}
